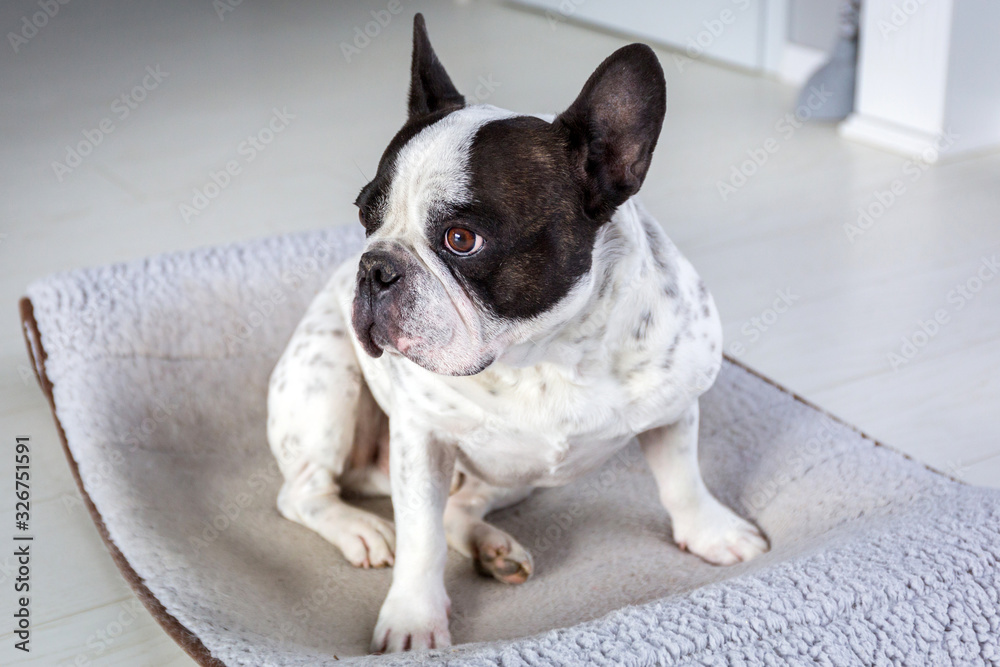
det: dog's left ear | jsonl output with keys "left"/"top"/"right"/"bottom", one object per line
{"left": 408, "top": 13, "right": 465, "bottom": 120}
{"left": 554, "top": 44, "right": 666, "bottom": 222}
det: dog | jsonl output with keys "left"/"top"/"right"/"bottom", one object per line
{"left": 267, "top": 13, "right": 768, "bottom": 654}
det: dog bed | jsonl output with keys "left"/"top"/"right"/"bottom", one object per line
{"left": 20, "top": 225, "right": 1000, "bottom": 666}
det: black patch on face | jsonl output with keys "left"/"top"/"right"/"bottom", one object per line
{"left": 356, "top": 28, "right": 667, "bottom": 325}
{"left": 425, "top": 115, "right": 601, "bottom": 319}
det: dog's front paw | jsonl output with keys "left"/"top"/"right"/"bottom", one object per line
{"left": 672, "top": 502, "right": 769, "bottom": 566}
{"left": 370, "top": 589, "right": 451, "bottom": 653}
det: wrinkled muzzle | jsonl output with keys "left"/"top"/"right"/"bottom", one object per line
{"left": 350, "top": 245, "right": 495, "bottom": 376}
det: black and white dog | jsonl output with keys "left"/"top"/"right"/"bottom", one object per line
{"left": 267, "top": 14, "right": 768, "bottom": 653}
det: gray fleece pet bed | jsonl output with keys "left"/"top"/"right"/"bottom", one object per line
{"left": 20, "top": 225, "right": 1000, "bottom": 666}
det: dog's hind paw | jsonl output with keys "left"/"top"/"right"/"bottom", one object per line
{"left": 470, "top": 524, "right": 533, "bottom": 585}
{"left": 306, "top": 502, "right": 396, "bottom": 569}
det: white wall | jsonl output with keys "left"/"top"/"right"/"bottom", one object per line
{"left": 841, "top": 0, "right": 1000, "bottom": 159}
{"left": 511, "top": 0, "right": 767, "bottom": 71}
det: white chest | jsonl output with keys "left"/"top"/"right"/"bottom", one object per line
{"left": 362, "top": 341, "right": 709, "bottom": 488}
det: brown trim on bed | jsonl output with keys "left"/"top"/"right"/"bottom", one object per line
{"left": 18, "top": 297, "right": 226, "bottom": 667}
{"left": 722, "top": 353, "right": 962, "bottom": 484}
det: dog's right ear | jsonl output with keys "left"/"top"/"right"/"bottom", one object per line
{"left": 408, "top": 13, "right": 464, "bottom": 120}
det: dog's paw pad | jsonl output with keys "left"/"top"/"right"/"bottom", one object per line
{"left": 673, "top": 505, "right": 769, "bottom": 566}
{"left": 473, "top": 534, "right": 533, "bottom": 585}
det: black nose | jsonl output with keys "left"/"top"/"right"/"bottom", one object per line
{"left": 359, "top": 250, "right": 404, "bottom": 296}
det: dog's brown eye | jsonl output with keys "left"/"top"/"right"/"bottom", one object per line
{"left": 358, "top": 208, "right": 366, "bottom": 226}
{"left": 444, "top": 227, "right": 483, "bottom": 255}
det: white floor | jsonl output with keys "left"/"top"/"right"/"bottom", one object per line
{"left": 1, "top": 1, "right": 998, "bottom": 665}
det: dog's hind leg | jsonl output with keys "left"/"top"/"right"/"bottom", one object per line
{"left": 276, "top": 460, "right": 395, "bottom": 568}
{"left": 339, "top": 382, "right": 391, "bottom": 499}
{"left": 444, "top": 475, "right": 534, "bottom": 584}
{"left": 268, "top": 262, "right": 395, "bottom": 568}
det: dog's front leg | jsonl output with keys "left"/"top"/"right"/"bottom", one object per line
{"left": 370, "top": 414, "right": 455, "bottom": 653}
{"left": 639, "top": 400, "right": 769, "bottom": 565}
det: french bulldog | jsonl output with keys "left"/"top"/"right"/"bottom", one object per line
{"left": 267, "top": 13, "right": 768, "bottom": 654}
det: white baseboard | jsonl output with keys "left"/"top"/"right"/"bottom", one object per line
{"left": 838, "top": 114, "right": 948, "bottom": 162}
{"left": 777, "top": 43, "right": 829, "bottom": 86}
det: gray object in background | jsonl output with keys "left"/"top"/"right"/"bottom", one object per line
{"left": 797, "top": 0, "right": 861, "bottom": 121}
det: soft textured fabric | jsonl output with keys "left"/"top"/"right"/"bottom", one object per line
{"left": 21, "top": 226, "right": 1000, "bottom": 666}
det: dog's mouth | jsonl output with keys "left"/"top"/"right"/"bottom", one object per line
{"left": 350, "top": 276, "right": 493, "bottom": 375}
{"left": 351, "top": 299, "right": 384, "bottom": 359}
{"left": 360, "top": 322, "right": 383, "bottom": 358}
{"left": 353, "top": 308, "right": 493, "bottom": 375}
{"left": 352, "top": 309, "right": 415, "bottom": 361}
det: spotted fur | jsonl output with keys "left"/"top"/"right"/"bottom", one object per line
{"left": 266, "top": 14, "right": 768, "bottom": 655}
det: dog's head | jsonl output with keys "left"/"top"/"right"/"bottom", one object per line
{"left": 351, "top": 13, "right": 666, "bottom": 376}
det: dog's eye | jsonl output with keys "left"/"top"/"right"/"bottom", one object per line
{"left": 444, "top": 227, "right": 484, "bottom": 255}
{"left": 357, "top": 208, "right": 366, "bottom": 226}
